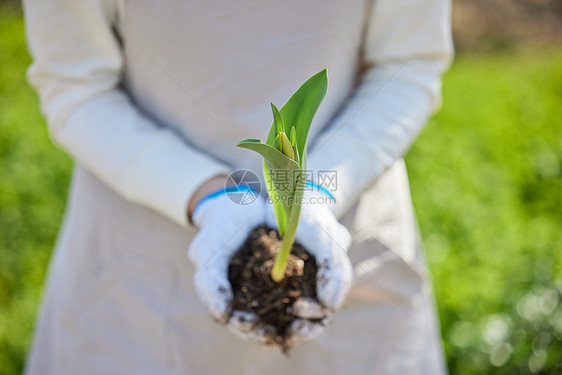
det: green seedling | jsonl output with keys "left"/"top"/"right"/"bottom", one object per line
{"left": 237, "top": 69, "right": 328, "bottom": 282}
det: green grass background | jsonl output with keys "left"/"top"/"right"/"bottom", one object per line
{"left": 1, "top": 3, "right": 561, "bottom": 374}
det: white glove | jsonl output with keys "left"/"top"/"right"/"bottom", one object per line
{"left": 265, "top": 183, "right": 354, "bottom": 344}
{"left": 189, "top": 186, "right": 266, "bottom": 323}
{"left": 189, "top": 186, "right": 330, "bottom": 346}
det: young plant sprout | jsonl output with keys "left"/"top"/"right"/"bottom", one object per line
{"left": 237, "top": 69, "right": 328, "bottom": 282}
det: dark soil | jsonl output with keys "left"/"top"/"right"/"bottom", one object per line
{"left": 228, "top": 225, "right": 319, "bottom": 352}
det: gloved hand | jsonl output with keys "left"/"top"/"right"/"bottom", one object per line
{"left": 189, "top": 185, "right": 334, "bottom": 346}
{"left": 189, "top": 186, "right": 266, "bottom": 325}
{"left": 264, "top": 183, "right": 354, "bottom": 346}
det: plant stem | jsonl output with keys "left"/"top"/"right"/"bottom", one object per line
{"left": 271, "top": 234, "right": 296, "bottom": 282}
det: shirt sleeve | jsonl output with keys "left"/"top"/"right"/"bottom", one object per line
{"left": 22, "top": 0, "right": 231, "bottom": 229}
{"left": 307, "top": 0, "right": 454, "bottom": 219}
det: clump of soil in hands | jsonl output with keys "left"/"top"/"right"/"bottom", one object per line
{"left": 228, "top": 225, "right": 320, "bottom": 352}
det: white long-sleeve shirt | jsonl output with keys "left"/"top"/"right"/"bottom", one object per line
{"left": 23, "top": 2, "right": 454, "bottom": 373}
{"left": 24, "top": 0, "right": 453, "bottom": 228}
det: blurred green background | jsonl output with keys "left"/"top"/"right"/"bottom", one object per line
{"left": 1, "top": 1, "right": 561, "bottom": 374}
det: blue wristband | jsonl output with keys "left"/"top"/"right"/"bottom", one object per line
{"left": 192, "top": 185, "right": 257, "bottom": 218}
{"left": 305, "top": 181, "right": 335, "bottom": 200}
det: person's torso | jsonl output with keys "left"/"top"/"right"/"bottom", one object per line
{"left": 118, "top": 0, "right": 368, "bottom": 173}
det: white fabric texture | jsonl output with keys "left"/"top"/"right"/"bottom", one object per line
{"left": 23, "top": 0, "right": 452, "bottom": 227}
{"left": 22, "top": 0, "right": 453, "bottom": 373}
{"left": 23, "top": 0, "right": 231, "bottom": 229}
{"left": 306, "top": 0, "right": 453, "bottom": 218}
{"left": 25, "top": 163, "right": 449, "bottom": 375}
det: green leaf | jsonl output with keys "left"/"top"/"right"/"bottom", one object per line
{"left": 286, "top": 170, "right": 305, "bottom": 231}
{"left": 238, "top": 138, "right": 263, "bottom": 144}
{"left": 237, "top": 139, "right": 300, "bottom": 218}
{"left": 270, "top": 103, "right": 285, "bottom": 143}
{"left": 263, "top": 161, "right": 287, "bottom": 236}
{"left": 290, "top": 126, "right": 296, "bottom": 147}
{"left": 237, "top": 139, "right": 299, "bottom": 171}
{"left": 293, "top": 135, "right": 300, "bottom": 165}
{"left": 265, "top": 69, "right": 328, "bottom": 162}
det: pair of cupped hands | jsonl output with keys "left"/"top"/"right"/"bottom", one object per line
{"left": 187, "top": 175, "right": 354, "bottom": 347}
